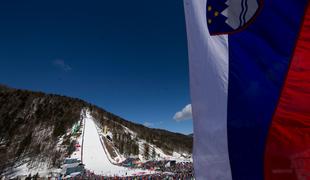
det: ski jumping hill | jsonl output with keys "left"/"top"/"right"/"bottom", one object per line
{"left": 0, "top": 85, "right": 192, "bottom": 177}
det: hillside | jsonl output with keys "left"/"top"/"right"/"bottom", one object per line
{"left": 0, "top": 85, "right": 192, "bottom": 176}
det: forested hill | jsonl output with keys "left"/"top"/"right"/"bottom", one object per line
{"left": 0, "top": 85, "right": 192, "bottom": 173}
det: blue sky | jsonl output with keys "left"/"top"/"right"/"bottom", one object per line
{"left": 0, "top": 0, "right": 193, "bottom": 134}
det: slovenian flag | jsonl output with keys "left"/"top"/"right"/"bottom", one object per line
{"left": 184, "top": 0, "right": 310, "bottom": 179}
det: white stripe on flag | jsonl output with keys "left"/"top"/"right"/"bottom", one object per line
{"left": 184, "top": 0, "right": 233, "bottom": 180}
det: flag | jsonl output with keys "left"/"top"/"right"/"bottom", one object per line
{"left": 184, "top": 0, "right": 310, "bottom": 179}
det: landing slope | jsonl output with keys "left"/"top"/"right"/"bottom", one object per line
{"left": 82, "top": 111, "right": 150, "bottom": 176}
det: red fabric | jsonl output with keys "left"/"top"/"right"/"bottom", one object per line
{"left": 265, "top": 3, "right": 310, "bottom": 180}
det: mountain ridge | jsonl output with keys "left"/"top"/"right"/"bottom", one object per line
{"left": 0, "top": 84, "right": 192, "bottom": 175}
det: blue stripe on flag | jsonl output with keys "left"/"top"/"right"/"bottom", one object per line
{"left": 227, "top": 0, "right": 308, "bottom": 179}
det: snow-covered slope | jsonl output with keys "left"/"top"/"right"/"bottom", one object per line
{"left": 80, "top": 110, "right": 153, "bottom": 176}
{"left": 92, "top": 115, "right": 192, "bottom": 163}
{"left": 0, "top": 86, "right": 192, "bottom": 178}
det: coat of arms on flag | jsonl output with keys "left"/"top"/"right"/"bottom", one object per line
{"left": 207, "top": 0, "right": 263, "bottom": 35}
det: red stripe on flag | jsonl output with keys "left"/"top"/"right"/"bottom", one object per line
{"left": 265, "top": 3, "right": 310, "bottom": 180}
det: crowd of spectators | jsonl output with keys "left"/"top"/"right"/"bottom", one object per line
{"left": 76, "top": 161, "right": 194, "bottom": 180}
{"left": 160, "top": 162, "right": 194, "bottom": 174}
{"left": 81, "top": 170, "right": 194, "bottom": 180}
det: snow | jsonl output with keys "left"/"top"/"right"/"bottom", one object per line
{"left": 4, "top": 160, "right": 61, "bottom": 179}
{"left": 4, "top": 108, "right": 191, "bottom": 178}
{"left": 69, "top": 114, "right": 84, "bottom": 160}
{"left": 82, "top": 110, "right": 153, "bottom": 176}
{"left": 92, "top": 122, "right": 125, "bottom": 163}
{"left": 136, "top": 138, "right": 191, "bottom": 162}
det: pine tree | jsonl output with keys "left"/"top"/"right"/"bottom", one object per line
{"left": 152, "top": 146, "right": 156, "bottom": 159}
{"left": 144, "top": 143, "right": 149, "bottom": 160}
{"left": 132, "top": 142, "right": 139, "bottom": 155}
{"left": 119, "top": 142, "right": 124, "bottom": 154}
